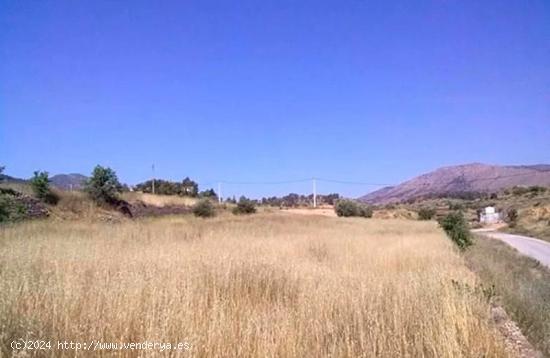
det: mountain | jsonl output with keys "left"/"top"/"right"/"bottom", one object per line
{"left": 50, "top": 174, "right": 88, "bottom": 190}
{"left": 359, "top": 163, "right": 550, "bottom": 205}
{"left": 0, "top": 174, "right": 27, "bottom": 184}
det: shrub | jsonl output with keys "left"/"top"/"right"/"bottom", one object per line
{"left": 507, "top": 208, "right": 518, "bottom": 228}
{"left": 0, "top": 194, "right": 27, "bottom": 223}
{"left": 511, "top": 186, "right": 529, "bottom": 196}
{"left": 30, "top": 171, "right": 59, "bottom": 205}
{"left": 358, "top": 205, "right": 373, "bottom": 218}
{"left": 192, "top": 199, "right": 216, "bottom": 218}
{"left": 334, "top": 199, "right": 373, "bottom": 218}
{"left": 438, "top": 211, "right": 472, "bottom": 250}
{"left": 233, "top": 196, "right": 256, "bottom": 215}
{"left": 0, "top": 196, "right": 8, "bottom": 223}
{"left": 418, "top": 207, "right": 436, "bottom": 220}
{"left": 85, "top": 165, "right": 122, "bottom": 205}
{"left": 448, "top": 202, "right": 464, "bottom": 211}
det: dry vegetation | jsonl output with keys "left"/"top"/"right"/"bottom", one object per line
{"left": 466, "top": 236, "right": 550, "bottom": 356}
{"left": 121, "top": 192, "right": 199, "bottom": 207}
{"left": 0, "top": 214, "right": 508, "bottom": 357}
{"left": 506, "top": 205, "right": 550, "bottom": 243}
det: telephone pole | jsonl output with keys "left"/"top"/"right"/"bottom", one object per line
{"left": 313, "top": 177, "right": 317, "bottom": 208}
{"left": 218, "top": 182, "right": 222, "bottom": 204}
{"left": 151, "top": 164, "right": 155, "bottom": 195}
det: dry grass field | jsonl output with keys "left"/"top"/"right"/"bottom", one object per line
{"left": 0, "top": 213, "right": 508, "bottom": 357}
{"left": 121, "top": 192, "right": 199, "bottom": 207}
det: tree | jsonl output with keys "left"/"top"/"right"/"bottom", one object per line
{"left": 233, "top": 196, "right": 256, "bottom": 215}
{"left": 507, "top": 208, "right": 519, "bottom": 228}
{"left": 30, "top": 171, "right": 58, "bottom": 204}
{"left": 438, "top": 211, "right": 472, "bottom": 250}
{"left": 199, "top": 188, "right": 218, "bottom": 199}
{"left": 181, "top": 177, "right": 198, "bottom": 197}
{"left": 85, "top": 165, "right": 122, "bottom": 204}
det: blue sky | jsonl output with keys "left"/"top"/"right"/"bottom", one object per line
{"left": 1, "top": 0, "right": 549, "bottom": 198}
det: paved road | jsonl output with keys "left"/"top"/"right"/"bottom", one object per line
{"left": 473, "top": 229, "right": 550, "bottom": 268}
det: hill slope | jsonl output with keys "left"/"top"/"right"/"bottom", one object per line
{"left": 50, "top": 174, "right": 88, "bottom": 190}
{"left": 359, "top": 163, "right": 550, "bottom": 204}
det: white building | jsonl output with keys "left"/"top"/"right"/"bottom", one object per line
{"left": 480, "top": 206, "right": 500, "bottom": 224}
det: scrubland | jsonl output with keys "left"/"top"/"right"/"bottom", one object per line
{"left": 0, "top": 214, "right": 508, "bottom": 357}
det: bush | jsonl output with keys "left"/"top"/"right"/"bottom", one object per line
{"left": 448, "top": 202, "right": 464, "bottom": 211}
{"left": 0, "top": 194, "right": 27, "bottom": 223}
{"left": 511, "top": 186, "right": 529, "bottom": 196}
{"left": 233, "top": 196, "right": 256, "bottom": 215}
{"left": 334, "top": 199, "right": 373, "bottom": 218}
{"left": 418, "top": 207, "right": 436, "bottom": 220}
{"left": 0, "top": 196, "right": 8, "bottom": 223}
{"left": 85, "top": 165, "right": 122, "bottom": 205}
{"left": 30, "top": 171, "right": 59, "bottom": 205}
{"left": 192, "top": 199, "right": 216, "bottom": 218}
{"left": 438, "top": 211, "right": 472, "bottom": 250}
{"left": 507, "top": 208, "right": 518, "bottom": 228}
{"left": 358, "top": 204, "right": 373, "bottom": 218}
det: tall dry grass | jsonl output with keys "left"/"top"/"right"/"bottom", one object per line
{"left": 121, "top": 192, "right": 198, "bottom": 207}
{"left": 0, "top": 214, "right": 507, "bottom": 357}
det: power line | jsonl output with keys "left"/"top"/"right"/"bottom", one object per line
{"left": 217, "top": 178, "right": 311, "bottom": 185}
{"left": 316, "top": 178, "right": 393, "bottom": 186}
{"left": 199, "top": 169, "right": 550, "bottom": 189}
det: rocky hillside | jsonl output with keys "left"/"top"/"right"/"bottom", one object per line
{"left": 360, "top": 163, "right": 550, "bottom": 205}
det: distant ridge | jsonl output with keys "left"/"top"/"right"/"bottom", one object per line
{"left": 0, "top": 173, "right": 27, "bottom": 184}
{"left": 359, "top": 163, "right": 550, "bottom": 205}
{"left": 50, "top": 173, "right": 88, "bottom": 190}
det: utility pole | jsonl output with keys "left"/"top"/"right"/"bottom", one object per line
{"left": 313, "top": 178, "right": 317, "bottom": 208}
{"left": 218, "top": 182, "right": 222, "bottom": 204}
{"left": 152, "top": 164, "right": 155, "bottom": 195}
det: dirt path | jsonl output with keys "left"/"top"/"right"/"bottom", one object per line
{"left": 473, "top": 229, "right": 550, "bottom": 268}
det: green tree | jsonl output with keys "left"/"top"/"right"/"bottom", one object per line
{"left": 85, "top": 165, "right": 122, "bottom": 204}
{"left": 507, "top": 208, "right": 519, "bottom": 228}
{"left": 181, "top": 177, "right": 198, "bottom": 197}
{"left": 233, "top": 196, "right": 256, "bottom": 215}
{"left": 30, "top": 171, "right": 50, "bottom": 198}
{"left": 438, "top": 211, "right": 472, "bottom": 250}
{"left": 199, "top": 188, "right": 217, "bottom": 199}
{"left": 30, "top": 171, "right": 58, "bottom": 204}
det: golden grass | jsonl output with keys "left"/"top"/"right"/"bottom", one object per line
{"left": 121, "top": 192, "right": 198, "bottom": 207}
{"left": 0, "top": 214, "right": 508, "bottom": 357}
{"left": 47, "top": 190, "right": 123, "bottom": 222}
